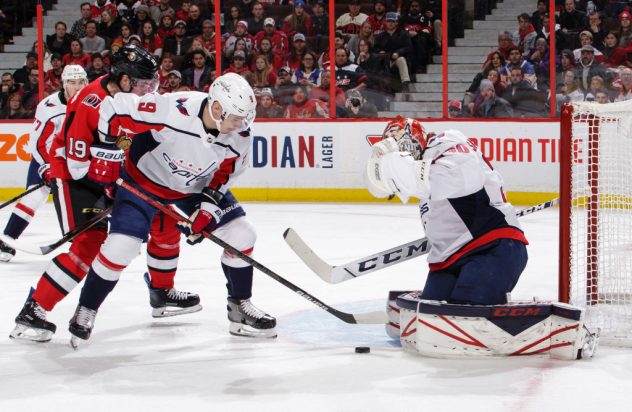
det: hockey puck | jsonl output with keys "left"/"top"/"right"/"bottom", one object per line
{"left": 355, "top": 346, "right": 370, "bottom": 354}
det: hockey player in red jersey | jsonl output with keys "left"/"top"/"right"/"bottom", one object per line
{"left": 68, "top": 72, "right": 276, "bottom": 344}
{"left": 0, "top": 65, "right": 87, "bottom": 262}
{"left": 10, "top": 45, "right": 199, "bottom": 343}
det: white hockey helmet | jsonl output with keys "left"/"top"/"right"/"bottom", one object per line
{"left": 61, "top": 64, "right": 88, "bottom": 83}
{"left": 207, "top": 72, "right": 256, "bottom": 132}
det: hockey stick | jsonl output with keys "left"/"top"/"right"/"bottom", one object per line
{"left": 0, "top": 182, "right": 47, "bottom": 211}
{"left": 284, "top": 197, "right": 560, "bottom": 284}
{"left": 117, "top": 179, "right": 387, "bottom": 325}
{"left": 1, "top": 207, "right": 112, "bottom": 255}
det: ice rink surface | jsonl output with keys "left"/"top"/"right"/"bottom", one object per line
{"left": 1, "top": 202, "right": 631, "bottom": 412}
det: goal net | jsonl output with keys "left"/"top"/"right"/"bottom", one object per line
{"left": 559, "top": 101, "right": 632, "bottom": 345}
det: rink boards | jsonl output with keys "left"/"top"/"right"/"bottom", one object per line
{"left": 0, "top": 120, "right": 560, "bottom": 205}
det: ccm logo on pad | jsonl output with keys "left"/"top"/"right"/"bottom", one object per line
{"left": 493, "top": 307, "right": 542, "bottom": 317}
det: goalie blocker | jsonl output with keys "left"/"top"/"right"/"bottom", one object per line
{"left": 387, "top": 292, "right": 599, "bottom": 360}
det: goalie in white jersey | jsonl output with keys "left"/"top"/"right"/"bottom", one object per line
{"left": 368, "top": 116, "right": 529, "bottom": 305}
{"left": 366, "top": 117, "right": 599, "bottom": 360}
{"left": 69, "top": 73, "right": 277, "bottom": 342}
{"left": 0, "top": 65, "right": 87, "bottom": 262}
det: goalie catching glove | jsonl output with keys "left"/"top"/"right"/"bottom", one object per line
{"left": 176, "top": 188, "right": 224, "bottom": 245}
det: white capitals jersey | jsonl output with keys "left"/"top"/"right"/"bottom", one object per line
{"left": 378, "top": 129, "right": 528, "bottom": 271}
{"left": 98, "top": 91, "right": 250, "bottom": 200}
{"left": 28, "top": 90, "right": 68, "bottom": 166}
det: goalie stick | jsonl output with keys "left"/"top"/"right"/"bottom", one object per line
{"left": 284, "top": 197, "right": 560, "bottom": 284}
{"left": 0, "top": 182, "right": 47, "bottom": 211}
{"left": 117, "top": 179, "right": 388, "bottom": 325}
{"left": 1, "top": 207, "right": 112, "bottom": 255}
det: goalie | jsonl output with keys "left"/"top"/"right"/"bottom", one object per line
{"left": 367, "top": 117, "right": 597, "bottom": 359}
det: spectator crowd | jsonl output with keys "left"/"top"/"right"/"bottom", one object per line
{"left": 452, "top": 0, "right": 632, "bottom": 118}
{"left": 18, "top": 1, "right": 632, "bottom": 119}
{"left": 1, "top": 0, "right": 445, "bottom": 119}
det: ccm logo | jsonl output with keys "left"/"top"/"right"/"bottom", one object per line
{"left": 493, "top": 307, "right": 542, "bottom": 317}
{"left": 357, "top": 240, "right": 428, "bottom": 272}
{"left": 0, "top": 134, "right": 30, "bottom": 161}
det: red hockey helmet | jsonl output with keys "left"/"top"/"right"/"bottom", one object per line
{"left": 382, "top": 116, "right": 426, "bottom": 159}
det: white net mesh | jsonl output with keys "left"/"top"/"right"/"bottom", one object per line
{"left": 567, "top": 101, "right": 632, "bottom": 343}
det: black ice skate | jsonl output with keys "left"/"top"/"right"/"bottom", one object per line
{"left": 227, "top": 297, "right": 277, "bottom": 338}
{"left": 143, "top": 273, "right": 202, "bottom": 318}
{"left": 69, "top": 304, "right": 97, "bottom": 349}
{"left": 10, "top": 289, "right": 56, "bottom": 342}
{"left": 0, "top": 239, "right": 16, "bottom": 262}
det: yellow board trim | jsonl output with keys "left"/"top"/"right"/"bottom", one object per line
{"left": 0, "top": 188, "right": 559, "bottom": 206}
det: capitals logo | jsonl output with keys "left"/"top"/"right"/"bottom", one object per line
{"left": 175, "top": 98, "right": 189, "bottom": 116}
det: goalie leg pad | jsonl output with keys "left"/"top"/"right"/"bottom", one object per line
{"left": 395, "top": 294, "right": 597, "bottom": 360}
{"left": 385, "top": 290, "right": 418, "bottom": 341}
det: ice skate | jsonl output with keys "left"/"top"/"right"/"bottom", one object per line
{"left": 10, "top": 289, "right": 56, "bottom": 342}
{"left": 227, "top": 297, "right": 277, "bottom": 338}
{"left": 143, "top": 273, "right": 202, "bottom": 318}
{"left": 0, "top": 239, "right": 16, "bottom": 262}
{"left": 68, "top": 305, "right": 97, "bottom": 349}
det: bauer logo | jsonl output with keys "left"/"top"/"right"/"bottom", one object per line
{"left": 251, "top": 135, "right": 334, "bottom": 168}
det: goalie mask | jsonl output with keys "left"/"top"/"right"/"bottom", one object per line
{"left": 382, "top": 116, "right": 426, "bottom": 160}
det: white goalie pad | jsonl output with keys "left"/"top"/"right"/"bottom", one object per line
{"left": 393, "top": 292, "right": 599, "bottom": 360}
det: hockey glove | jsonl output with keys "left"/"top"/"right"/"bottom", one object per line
{"left": 176, "top": 189, "right": 224, "bottom": 245}
{"left": 37, "top": 163, "right": 51, "bottom": 185}
{"left": 88, "top": 145, "right": 124, "bottom": 185}
{"left": 371, "top": 137, "right": 399, "bottom": 158}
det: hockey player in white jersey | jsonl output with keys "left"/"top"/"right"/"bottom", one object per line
{"left": 366, "top": 117, "right": 599, "bottom": 360}
{"left": 69, "top": 73, "right": 276, "bottom": 342}
{"left": 368, "top": 116, "right": 528, "bottom": 305}
{"left": 0, "top": 65, "right": 87, "bottom": 262}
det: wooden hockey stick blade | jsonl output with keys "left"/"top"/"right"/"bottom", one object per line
{"left": 284, "top": 228, "right": 429, "bottom": 284}
{"left": 285, "top": 197, "right": 559, "bottom": 284}
{"left": 118, "top": 179, "right": 387, "bottom": 325}
{"left": 2, "top": 207, "right": 111, "bottom": 255}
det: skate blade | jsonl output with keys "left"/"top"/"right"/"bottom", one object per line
{"left": 229, "top": 322, "right": 277, "bottom": 339}
{"left": 151, "top": 304, "right": 203, "bottom": 318}
{"left": 9, "top": 324, "right": 53, "bottom": 342}
{"left": 70, "top": 336, "right": 81, "bottom": 350}
{"left": 0, "top": 251, "right": 14, "bottom": 262}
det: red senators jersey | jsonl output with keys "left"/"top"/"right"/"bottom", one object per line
{"left": 28, "top": 90, "right": 68, "bottom": 166}
{"left": 50, "top": 75, "right": 111, "bottom": 180}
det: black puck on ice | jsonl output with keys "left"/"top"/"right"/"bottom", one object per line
{"left": 355, "top": 346, "right": 370, "bottom": 354}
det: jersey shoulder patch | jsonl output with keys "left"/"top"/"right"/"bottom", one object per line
{"left": 175, "top": 98, "right": 189, "bottom": 116}
{"left": 82, "top": 94, "right": 102, "bottom": 108}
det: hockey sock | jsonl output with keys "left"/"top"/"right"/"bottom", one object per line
{"left": 146, "top": 243, "right": 179, "bottom": 289}
{"left": 222, "top": 263, "right": 253, "bottom": 300}
{"left": 3, "top": 210, "right": 31, "bottom": 239}
{"left": 33, "top": 255, "right": 89, "bottom": 311}
{"left": 79, "top": 269, "right": 118, "bottom": 311}
{"left": 146, "top": 213, "right": 181, "bottom": 289}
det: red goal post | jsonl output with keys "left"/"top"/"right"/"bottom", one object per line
{"left": 559, "top": 101, "right": 632, "bottom": 345}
